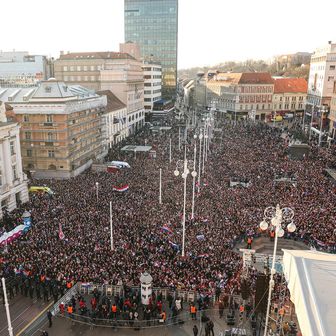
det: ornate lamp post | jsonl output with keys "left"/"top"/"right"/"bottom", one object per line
{"left": 259, "top": 204, "right": 296, "bottom": 336}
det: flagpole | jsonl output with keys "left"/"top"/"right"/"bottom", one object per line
{"left": 191, "top": 140, "right": 197, "bottom": 219}
{"left": 169, "top": 138, "right": 172, "bottom": 163}
{"left": 159, "top": 168, "right": 162, "bottom": 204}
{"left": 110, "top": 201, "right": 114, "bottom": 251}
{"left": 2, "top": 277, "right": 14, "bottom": 336}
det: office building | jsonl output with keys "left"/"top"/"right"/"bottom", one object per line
{"left": 142, "top": 60, "right": 162, "bottom": 112}
{"left": 124, "top": 0, "right": 178, "bottom": 99}
{"left": 0, "top": 51, "right": 52, "bottom": 87}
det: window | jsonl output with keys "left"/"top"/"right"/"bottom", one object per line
{"left": 330, "top": 65, "right": 335, "bottom": 70}
{"left": 77, "top": 66, "right": 81, "bottom": 71}
{"left": 83, "top": 66, "right": 88, "bottom": 71}
{"left": 90, "top": 65, "right": 95, "bottom": 71}
{"left": 46, "top": 115, "right": 53, "bottom": 123}
{"left": 47, "top": 132, "right": 53, "bottom": 141}
{"left": 63, "top": 66, "right": 68, "bottom": 71}
{"left": 27, "top": 149, "right": 32, "bottom": 157}
{"left": 70, "top": 66, "right": 75, "bottom": 71}
{"left": 12, "top": 165, "right": 17, "bottom": 180}
{"left": 25, "top": 132, "right": 31, "bottom": 140}
{"left": 48, "top": 150, "right": 55, "bottom": 158}
{"left": 23, "top": 115, "right": 29, "bottom": 122}
{"left": 10, "top": 141, "right": 15, "bottom": 155}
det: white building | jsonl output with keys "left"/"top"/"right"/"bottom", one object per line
{"left": 0, "top": 101, "right": 28, "bottom": 216}
{"left": 142, "top": 61, "right": 162, "bottom": 112}
{"left": 305, "top": 41, "right": 336, "bottom": 136}
{"left": 306, "top": 41, "right": 336, "bottom": 108}
{"left": 98, "top": 90, "right": 128, "bottom": 149}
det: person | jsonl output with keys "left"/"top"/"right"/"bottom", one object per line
{"left": 247, "top": 236, "right": 252, "bottom": 249}
{"left": 193, "top": 324, "right": 199, "bottom": 336}
{"left": 208, "top": 319, "right": 214, "bottom": 336}
{"left": 41, "top": 331, "right": 48, "bottom": 336}
{"left": 47, "top": 310, "right": 52, "bottom": 328}
{"left": 190, "top": 303, "right": 197, "bottom": 320}
{"left": 218, "top": 299, "right": 224, "bottom": 318}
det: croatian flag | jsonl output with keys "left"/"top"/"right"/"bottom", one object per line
{"left": 59, "top": 223, "right": 65, "bottom": 240}
{"left": 81, "top": 282, "right": 92, "bottom": 288}
{"left": 161, "top": 226, "right": 173, "bottom": 235}
{"left": 14, "top": 268, "right": 21, "bottom": 275}
{"left": 113, "top": 185, "right": 129, "bottom": 192}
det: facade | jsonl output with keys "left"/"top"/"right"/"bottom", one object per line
{"left": 305, "top": 41, "right": 336, "bottom": 137}
{"left": 142, "top": 61, "right": 162, "bottom": 112}
{"left": 0, "top": 51, "right": 52, "bottom": 87}
{"left": 194, "top": 73, "right": 207, "bottom": 109}
{"left": 54, "top": 49, "right": 145, "bottom": 135}
{"left": 2, "top": 79, "right": 106, "bottom": 179}
{"left": 207, "top": 72, "right": 274, "bottom": 121}
{"left": 97, "top": 90, "right": 128, "bottom": 148}
{"left": 124, "top": 0, "right": 178, "bottom": 99}
{"left": 273, "top": 78, "right": 307, "bottom": 115}
{"left": 0, "top": 101, "right": 28, "bottom": 217}
{"left": 330, "top": 92, "right": 336, "bottom": 139}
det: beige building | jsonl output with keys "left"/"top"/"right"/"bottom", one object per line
{"left": 329, "top": 91, "right": 336, "bottom": 139}
{"left": 54, "top": 46, "right": 145, "bottom": 135}
{"left": 207, "top": 72, "right": 274, "bottom": 121}
{"left": 273, "top": 78, "right": 307, "bottom": 115}
{"left": 2, "top": 79, "right": 106, "bottom": 179}
{"left": 0, "top": 101, "right": 28, "bottom": 216}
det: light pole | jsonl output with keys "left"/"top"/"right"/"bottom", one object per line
{"left": 197, "top": 130, "right": 203, "bottom": 193}
{"left": 318, "top": 106, "right": 327, "bottom": 147}
{"left": 110, "top": 201, "right": 114, "bottom": 250}
{"left": 169, "top": 137, "right": 172, "bottom": 163}
{"left": 259, "top": 204, "right": 296, "bottom": 336}
{"left": 202, "top": 130, "right": 208, "bottom": 175}
{"left": 95, "top": 182, "right": 99, "bottom": 202}
{"left": 159, "top": 168, "right": 162, "bottom": 204}
{"left": 174, "top": 147, "right": 194, "bottom": 257}
{"left": 2, "top": 277, "right": 14, "bottom": 336}
{"left": 191, "top": 136, "right": 198, "bottom": 219}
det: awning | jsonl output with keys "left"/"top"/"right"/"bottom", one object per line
{"left": 282, "top": 250, "right": 336, "bottom": 336}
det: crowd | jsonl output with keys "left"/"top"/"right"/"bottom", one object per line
{"left": 0, "top": 113, "right": 335, "bottom": 307}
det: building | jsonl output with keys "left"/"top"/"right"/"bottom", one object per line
{"left": 273, "top": 78, "right": 307, "bottom": 115}
{"left": 207, "top": 72, "right": 274, "bottom": 121}
{"left": 194, "top": 72, "right": 207, "bottom": 109}
{"left": 0, "top": 101, "right": 28, "bottom": 217}
{"left": 0, "top": 51, "right": 52, "bottom": 87}
{"left": 329, "top": 91, "right": 336, "bottom": 139}
{"left": 142, "top": 60, "right": 162, "bottom": 113}
{"left": 2, "top": 79, "right": 106, "bottom": 179}
{"left": 54, "top": 48, "right": 145, "bottom": 135}
{"left": 124, "top": 0, "right": 178, "bottom": 99}
{"left": 97, "top": 90, "right": 128, "bottom": 148}
{"left": 305, "top": 41, "right": 336, "bottom": 138}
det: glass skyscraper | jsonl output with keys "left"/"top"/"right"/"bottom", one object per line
{"left": 124, "top": 0, "right": 178, "bottom": 99}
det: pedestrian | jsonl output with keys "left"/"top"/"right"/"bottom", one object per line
{"left": 208, "top": 319, "right": 214, "bottom": 336}
{"left": 193, "top": 324, "right": 199, "bottom": 336}
{"left": 41, "top": 331, "right": 49, "bottom": 336}
{"left": 47, "top": 310, "right": 52, "bottom": 328}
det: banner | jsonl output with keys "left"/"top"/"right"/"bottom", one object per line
{"left": 112, "top": 185, "right": 129, "bottom": 192}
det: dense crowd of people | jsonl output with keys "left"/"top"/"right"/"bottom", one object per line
{"left": 0, "top": 113, "right": 335, "bottom": 307}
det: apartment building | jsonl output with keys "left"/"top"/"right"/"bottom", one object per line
{"left": 1, "top": 79, "right": 106, "bottom": 179}
{"left": 142, "top": 61, "right": 162, "bottom": 112}
{"left": 0, "top": 101, "right": 28, "bottom": 216}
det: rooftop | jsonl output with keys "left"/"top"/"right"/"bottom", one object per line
{"left": 59, "top": 52, "right": 135, "bottom": 61}
{"left": 274, "top": 78, "right": 308, "bottom": 93}
{"left": 97, "top": 90, "right": 126, "bottom": 112}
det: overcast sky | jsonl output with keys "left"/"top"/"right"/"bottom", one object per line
{"left": 1, "top": 0, "right": 335, "bottom": 69}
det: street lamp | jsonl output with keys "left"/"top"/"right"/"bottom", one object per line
{"left": 1, "top": 277, "right": 13, "bottom": 336}
{"left": 197, "top": 130, "right": 203, "bottom": 193}
{"left": 95, "top": 182, "right": 99, "bottom": 202}
{"left": 259, "top": 204, "right": 295, "bottom": 336}
{"left": 191, "top": 135, "right": 198, "bottom": 219}
{"left": 174, "top": 148, "right": 194, "bottom": 257}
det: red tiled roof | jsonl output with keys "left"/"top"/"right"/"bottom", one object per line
{"left": 239, "top": 72, "right": 274, "bottom": 84}
{"left": 274, "top": 78, "right": 308, "bottom": 93}
{"left": 59, "top": 52, "right": 135, "bottom": 60}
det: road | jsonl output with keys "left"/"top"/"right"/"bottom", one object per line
{"left": 0, "top": 295, "right": 53, "bottom": 336}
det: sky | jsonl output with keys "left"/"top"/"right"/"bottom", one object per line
{"left": 1, "top": 0, "right": 336, "bottom": 69}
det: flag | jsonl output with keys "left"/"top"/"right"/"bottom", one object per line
{"left": 59, "top": 223, "right": 65, "bottom": 240}
{"left": 169, "top": 240, "right": 180, "bottom": 250}
{"left": 81, "top": 282, "right": 92, "bottom": 288}
{"left": 113, "top": 185, "right": 129, "bottom": 192}
{"left": 196, "top": 234, "right": 205, "bottom": 241}
{"left": 201, "top": 218, "right": 209, "bottom": 223}
{"left": 14, "top": 268, "right": 21, "bottom": 275}
{"left": 22, "top": 270, "right": 30, "bottom": 277}
{"left": 202, "top": 181, "right": 208, "bottom": 187}
{"left": 161, "top": 226, "right": 173, "bottom": 235}
{"left": 197, "top": 253, "right": 209, "bottom": 258}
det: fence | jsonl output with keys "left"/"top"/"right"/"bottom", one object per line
{"left": 78, "top": 283, "right": 211, "bottom": 305}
